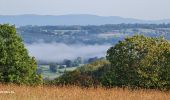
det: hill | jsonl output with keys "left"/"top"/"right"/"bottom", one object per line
{"left": 1, "top": 14, "right": 170, "bottom": 26}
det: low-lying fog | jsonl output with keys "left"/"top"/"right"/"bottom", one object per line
{"left": 25, "top": 43, "right": 111, "bottom": 62}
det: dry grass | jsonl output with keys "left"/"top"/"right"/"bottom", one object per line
{"left": 0, "top": 84, "right": 169, "bottom": 100}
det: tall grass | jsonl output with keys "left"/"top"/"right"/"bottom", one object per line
{"left": 0, "top": 84, "right": 169, "bottom": 100}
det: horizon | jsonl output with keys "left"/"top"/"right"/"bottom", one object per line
{"left": 0, "top": 14, "right": 170, "bottom": 21}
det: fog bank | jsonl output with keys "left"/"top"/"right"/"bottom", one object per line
{"left": 25, "top": 43, "right": 111, "bottom": 62}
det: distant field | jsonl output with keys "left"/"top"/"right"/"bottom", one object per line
{"left": 39, "top": 65, "right": 78, "bottom": 79}
{"left": 0, "top": 84, "right": 169, "bottom": 100}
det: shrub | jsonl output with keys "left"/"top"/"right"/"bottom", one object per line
{"left": 93, "top": 64, "right": 116, "bottom": 87}
{"left": 51, "top": 60, "right": 110, "bottom": 87}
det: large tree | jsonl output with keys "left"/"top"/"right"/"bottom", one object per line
{"left": 0, "top": 24, "right": 42, "bottom": 85}
{"left": 107, "top": 35, "right": 170, "bottom": 90}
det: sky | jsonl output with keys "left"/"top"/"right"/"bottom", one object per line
{"left": 0, "top": 0, "right": 170, "bottom": 20}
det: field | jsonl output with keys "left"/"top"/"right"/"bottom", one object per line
{"left": 0, "top": 85, "right": 169, "bottom": 100}
{"left": 39, "top": 65, "right": 78, "bottom": 79}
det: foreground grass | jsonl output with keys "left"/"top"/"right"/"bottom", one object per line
{"left": 0, "top": 85, "right": 169, "bottom": 100}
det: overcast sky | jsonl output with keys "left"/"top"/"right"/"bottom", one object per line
{"left": 0, "top": 0, "right": 169, "bottom": 20}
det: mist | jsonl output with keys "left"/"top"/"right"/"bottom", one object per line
{"left": 25, "top": 43, "right": 111, "bottom": 62}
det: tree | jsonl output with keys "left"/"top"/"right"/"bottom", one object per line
{"left": 64, "top": 59, "right": 72, "bottom": 67}
{"left": 73, "top": 57, "right": 83, "bottom": 66}
{"left": 88, "top": 57, "right": 98, "bottom": 63}
{"left": 0, "top": 24, "right": 42, "bottom": 85}
{"left": 107, "top": 35, "right": 170, "bottom": 90}
{"left": 49, "top": 63, "right": 58, "bottom": 73}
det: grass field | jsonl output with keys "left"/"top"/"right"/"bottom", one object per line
{"left": 39, "top": 65, "right": 78, "bottom": 79}
{"left": 0, "top": 84, "right": 169, "bottom": 100}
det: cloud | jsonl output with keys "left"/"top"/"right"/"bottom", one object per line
{"left": 25, "top": 43, "right": 111, "bottom": 62}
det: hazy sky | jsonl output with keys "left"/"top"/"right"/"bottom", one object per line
{"left": 0, "top": 0, "right": 169, "bottom": 20}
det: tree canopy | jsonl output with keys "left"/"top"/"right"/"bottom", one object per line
{"left": 0, "top": 24, "right": 42, "bottom": 85}
{"left": 107, "top": 35, "right": 170, "bottom": 90}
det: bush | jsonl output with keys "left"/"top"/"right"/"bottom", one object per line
{"left": 0, "top": 24, "right": 42, "bottom": 85}
{"left": 107, "top": 35, "right": 170, "bottom": 90}
{"left": 93, "top": 64, "right": 116, "bottom": 87}
{"left": 50, "top": 60, "right": 110, "bottom": 87}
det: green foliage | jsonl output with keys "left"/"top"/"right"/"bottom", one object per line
{"left": 94, "top": 64, "right": 116, "bottom": 87}
{"left": 50, "top": 60, "right": 110, "bottom": 87}
{"left": 46, "top": 35, "right": 170, "bottom": 90}
{"left": 54, "top": 70, "right": 94, "bottom": 87}
{"left": 107, "top": 35, "right": 170, "bottom": 90}
{"left": 78, "top": 60, "right": 109, "bottom": 73}
{"left": 0, "top": 24, "right": 42, "bottom": 85}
